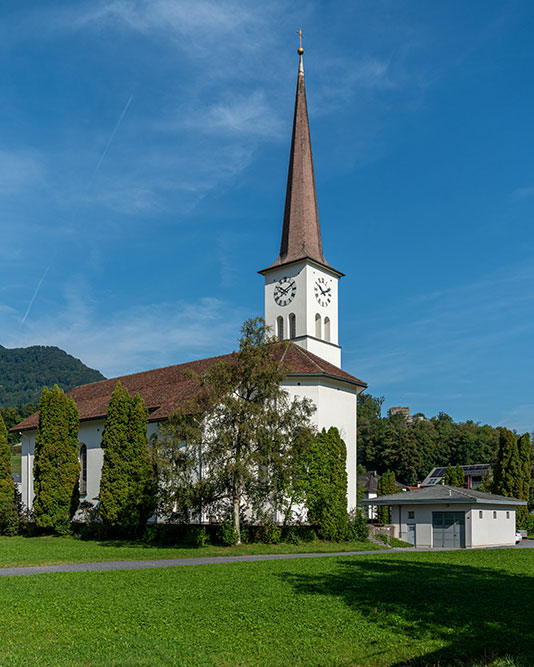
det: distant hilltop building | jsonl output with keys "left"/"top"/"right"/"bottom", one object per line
{"left": 422, "top": 464, "right": 491, "bottom": 489}
{"left": 388, "top": 406, "right": 412, "bottom": 422}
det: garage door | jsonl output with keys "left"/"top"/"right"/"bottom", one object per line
{"left": 432, "top": 511, "right": 465, "bottom": 548}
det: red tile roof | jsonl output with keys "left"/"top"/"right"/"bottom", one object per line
{"left": 11, "top": 344, "right": 366, "bottom": 433}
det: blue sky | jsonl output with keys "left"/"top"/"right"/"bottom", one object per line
{"left": 1, "top": 1, "right": 533, "bottom": 433}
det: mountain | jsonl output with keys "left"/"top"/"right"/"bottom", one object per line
{"left": 0, "top": 344, "right": 106, "bottom": 406}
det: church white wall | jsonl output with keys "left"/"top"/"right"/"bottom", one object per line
{"left": 282, "top": 376, "right": 359, "bottom": 509}
{"left": 20, "top": 421, "right": 160, "bottom": 511}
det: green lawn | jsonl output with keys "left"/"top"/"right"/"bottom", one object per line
{"left": 10, "top": 454, "right": 21, "bottom": 475}
{"left": 0, "top": 549, "right": 533, "bottom": 665}
{"left": 0, "top": 535, "right": 383, "bottom": 568}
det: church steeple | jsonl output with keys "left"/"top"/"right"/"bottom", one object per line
{"left": 261, "top": 44, "right": 339, "bottom": 275}
{"left": 260, "top": 39, "right": 343, "bottom": 368}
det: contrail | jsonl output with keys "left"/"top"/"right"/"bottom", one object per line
{"left": 21, "top": 266, "right": 50, "bottom": 327}
{"left": 93, "top": 95, "right": 133, "bottom": 176}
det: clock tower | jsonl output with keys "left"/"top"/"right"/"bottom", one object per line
{"left": 259, "top": 46, "right": 343, "bottom": 367}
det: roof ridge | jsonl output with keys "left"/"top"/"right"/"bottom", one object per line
{"left": 293, "top": 345, "right": 325, "bottom": 372}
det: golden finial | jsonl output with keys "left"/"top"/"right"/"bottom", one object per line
{"left": 296, "top": 28, "right": 304, "bottom": 55}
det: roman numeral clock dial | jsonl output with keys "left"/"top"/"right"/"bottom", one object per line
{"left": 274, "top": 277, "right": 297, "bottom": 306}
{"left": 314, "top": 277, "right": 332, "bottom": 307}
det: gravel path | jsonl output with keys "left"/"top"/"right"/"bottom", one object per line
{"left": 1, "top": 542, "right": 527, "bottom": 577}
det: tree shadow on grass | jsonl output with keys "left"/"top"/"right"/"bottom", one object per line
{"left": 281, "top": 552, "right": 534, "bottom": 666}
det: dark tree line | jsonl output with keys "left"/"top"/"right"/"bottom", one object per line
{"left": 358, "top": 393, "right": 510, "bottom": 485}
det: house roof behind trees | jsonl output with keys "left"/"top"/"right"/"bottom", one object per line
{"left": 360, "top": 484, "right": 526, "bottom": 506}
{"left": 11, "top": 343, "right": 366, "bottom": 432}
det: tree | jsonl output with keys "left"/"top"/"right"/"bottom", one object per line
{"left": 493, "top": 428, "right": 522, "bottom": 499}
{"left": 516, "top": 433, "right": 531, "bottom": 529}
{"left": 0, "top": 414, "right": 18, "bottom": 535}
{"left": 444, "top": 464, "right": 456, "bottom": 486}
{"left": 99, "top": 382, "right": 157, "bottom": 537}
{"left": 33, "top": 385, "right": 80, "bottom": 532}
{"left": 302, "top": 427, "right": 348, "bottom": 541}
{"left": 155, "top": 318, "right": 315, "bottom": 544}
{"left": 376, "top": 470, "right": 396, "bottom": 523}
{"left": 455, "top": 464, "right": 465, "bottom": 488}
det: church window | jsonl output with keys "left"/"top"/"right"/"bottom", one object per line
{"left": 289, "top": 313, "right": 296, "bottom": 339}
{"left": 324, "top": 316, "right": 330, "bottom": 342}
{"left": 277, "top": 316, "right": 284, "bottom": 340}
{"left": 79, "top": 444, "right": 87, "bottom": 496}
{"left": 315, "top": 313, "right": 321, "bottom": 338}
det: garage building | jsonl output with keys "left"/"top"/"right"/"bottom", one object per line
{"left": 360, "top": 485, "right": 526, "bottom": 548}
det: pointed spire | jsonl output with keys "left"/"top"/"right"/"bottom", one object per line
{"left": 261, "top": 41, "right": 339, "bottom": 275}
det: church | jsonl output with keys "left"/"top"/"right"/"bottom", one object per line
{"left": 14, "top": 47, "right": 367, "bottom": 514}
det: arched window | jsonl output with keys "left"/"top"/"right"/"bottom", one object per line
{"left": 289, "top": 313, "right": 296, "bottom": 339}
{"left": 324, "top": 316, "right": 331, "bottom": 342}
{"left": 277, "top": 316, "right": 284, "bottom": 340}
{"left": 79, "top": 444, "right": 87, "bottom": 496}
{"left": 315, "top": 313, "right": 321, "bottom": 338}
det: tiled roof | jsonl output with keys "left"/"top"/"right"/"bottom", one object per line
{"left": 11, "top": 343, "right": 366, "bottom": 433}
{"left": 260, "top": 55, "right": 340, "bottom": 275}
{"left": 360, "top": 484, "right": 527, "bottom": 506}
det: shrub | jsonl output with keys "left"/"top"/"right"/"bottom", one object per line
{"left": 345, "top": 508, "right": 369, "bottom": 542}
{"left": 260, "top": 524, "right": 282, "bottom": 544}
{"left": 218, "top": 520, "right": 238, "bottom": 546}
{"left": 283, "top": 527, "right": 301, "bottom": 545}
{"left": 187, "top": 526, "right": 209, "bottom": 547}
{"left": 0, "top": 500, "right": 19, "bottom": 536}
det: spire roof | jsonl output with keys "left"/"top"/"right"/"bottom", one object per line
{"left": 260, "top": 48, "right": 341, "bottom": 276}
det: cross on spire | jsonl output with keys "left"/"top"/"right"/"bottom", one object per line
{"left": 296, "top": 28, "right": 304, "bottom": 51}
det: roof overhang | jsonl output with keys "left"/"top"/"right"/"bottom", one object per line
{"left": 258, "top": 256, "right": 344, "bottom": 278}
{"left": 360, "top": 497, "right": 527, "bottom": 507}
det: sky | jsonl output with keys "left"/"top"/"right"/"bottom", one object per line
{"left": 0, "top": 1, "right": 533, "bottom": 433}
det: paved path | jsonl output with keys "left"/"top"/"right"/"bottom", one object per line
{"left": 1, "top": 542, "right": 528, "bottom": 577}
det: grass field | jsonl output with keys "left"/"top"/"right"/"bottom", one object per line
{"left": 1, "top": 548, "right": 533, "bottom": 665}
{"left": 10, "top": 453, "right": 21, "bottom": 475}
{"left": 0, "top": 535, "right": 383, "bottom": 568}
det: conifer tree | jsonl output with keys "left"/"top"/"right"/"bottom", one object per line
{"left": 516, "top": 433, "right": 531, "bottom": 529}
{"left": 33, "top": 385, "right": 80, "bottom": 532}
{"left": 303, "top": 427, "right": 348, "bottom": 541}
{"left": 0, "top": 414, "right": 18, "bottom": 535}
{"left": 376, "top": 470, "right": 396, "bottom": 523}
{"left": 455, "top": 464, "right": 465, "bottom": 488}
{"left": 493, "top": 428, "right": 521, "bottom": 499}
{"left": 444, "top": 464, "right": 456, "bottom": 486}
{"left": 99, "top": 382, "right": 156, "bottom": 537}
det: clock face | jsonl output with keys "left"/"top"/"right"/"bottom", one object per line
{"left": 314, "top": 276, "right": 332, "bottom": 307}
{"left": 274, "top": 277, "right": 297, "bottom": 306}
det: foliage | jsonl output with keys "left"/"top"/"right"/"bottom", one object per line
{"left": 0, "top": 414, "right": 18, "bottom": 535}
{"left": 455, "top": 463, "right": 465, "bottom": 488}
{"left": 155, "top": 318, "right": 315, "bottom": 544}
{"left": 218, "top": 521, "right": 238, "bottom": 546}
{"left": 516, "top": 433, "right": 531, "bottom": 529}
{"left": 99, "top": 382, "right": 157, "bottom": 537}
{"left": 493, "top": 428, "right": 522, "bottom": 499}
{"left": 33, "top": 385, "right": 80, "bottom": 532}
{"left": 376, "top": 470, "right": 396, "bottom": 523}
{"left": 186, "top": 526, "right": 209, "bottom": 547}
{"left": 357, "top": 392, "right": 500, "bottom": 483}
{"left": 0, "top": 403, "right": 39, "bottom": 446}
{"left": 301, "top": 427, "right": 348, "bottom": 541}
{"left": 345, "top": 508, "right": 369, "bottom": 542}
{"left": 444, "top": 463, "right": 465, "bottom": 487}
{"left": 0, "top": 344, "right": 104, "bottom": 406}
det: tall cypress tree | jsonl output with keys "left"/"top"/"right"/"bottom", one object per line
{"left": 0, "top": 415, "right": 18, "bottom": 535}
{"left": 493, "top": 428, "right": 521, "bottom": 499}
{"left": 99, "top": 382, "right": 156, "bottom": 537}
{"left": 376, "top": 470, "right": 396, "bottom": 523}
{"left": 516, "top": 433, "right": 531, "bottom": 529}
{"left": 455, "top": 464, "right": 465, "bottom": 488}
{"left": 444, "top": 464, "right": 456, "bottom": 486}
{"left": 33, "top": 385, "right": 80, "bottom": 532}
{"left": 302, "top": 427, "right": 348, "bottom": 541}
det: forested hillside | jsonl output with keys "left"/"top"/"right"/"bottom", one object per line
{"left": 0, "top": 345, "right": 105, "bottom": 406}
{"left": 357, "top": 393, "right": 507, "bottom": 485}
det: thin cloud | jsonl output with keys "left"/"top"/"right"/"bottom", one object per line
{"left": 93, "top": 95, "right": 134, "bottom": 176}
{"left": 20, "top": 266, "right": 50, "bottom": 327}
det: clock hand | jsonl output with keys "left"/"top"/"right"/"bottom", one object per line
{"left": 278, "top": 285, "right": 289, "bottom": 295}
